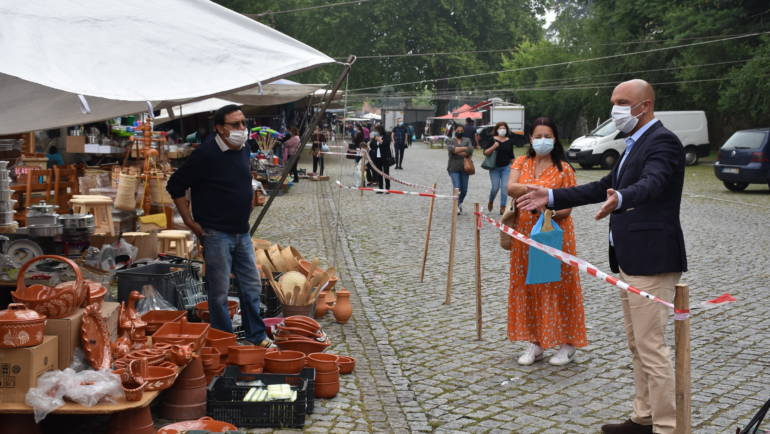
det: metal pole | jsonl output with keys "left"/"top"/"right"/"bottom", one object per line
{"left": 249, "top": 56, "right": 356, "bottom": 236}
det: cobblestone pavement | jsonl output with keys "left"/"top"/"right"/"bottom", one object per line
{"left": 253, "top": 141, "right": 770, "bottom": 433}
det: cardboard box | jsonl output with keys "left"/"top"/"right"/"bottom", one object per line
{"left": 65, "top": 135, "right": 86, "bottom": 153}
{"left": 0, "top": 336, "right": 58, "bottom": 403}
{"left": 43, "top": 301, "right": 120, "bottom": 369}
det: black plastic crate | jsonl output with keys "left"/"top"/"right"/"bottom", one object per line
{"left": 207, "top": 366, "right": 316, "bottom": 428}
{"left": 116, "top": 262, "right": 194, "bottom": 307}
{"left": 228, "top": 272, "right": 283, "bottom": 318}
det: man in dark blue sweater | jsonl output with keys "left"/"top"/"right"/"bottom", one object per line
{"left": 167, "top": 104, "right": 272, "bottom": 348}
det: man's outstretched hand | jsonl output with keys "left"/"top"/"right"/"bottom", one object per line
{"left": 594, "top": 188, "right": 618, "bottom": 220}
{"left": 516, "top": 185, "right": 549, "bottom": 212}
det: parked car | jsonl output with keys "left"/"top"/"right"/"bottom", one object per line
{"left": 713, "top": 128, "right": 770, "bottom": 191}
{"left": 567, "top": 111, "right": 710, "bottom": 169}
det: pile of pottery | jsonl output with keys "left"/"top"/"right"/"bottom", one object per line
{"left": 305, "top": 352, "right": 356, "bottom": 399}
{"left": 274, "top": 316, "right": 332, "bottom": 354}
{"left": 0, "top": 161, "right": 16, "bottom": 229}
{"left": 227, "top": 344, "right": 269, "bottom": 374}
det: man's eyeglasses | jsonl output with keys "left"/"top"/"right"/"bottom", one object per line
{"left": 224, "top": 120, "right": 246, "bottom": 128}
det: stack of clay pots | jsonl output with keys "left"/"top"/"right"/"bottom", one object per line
{"left": 0, "top": 161, "right": 16, "bottom": 229}
{"left": 227, "top": 345, "right": 267, "bottom": 374}
{"left": 306, "top": 353, "right": 340, "bottom": 398}
{"left": 160, "top": 356, "right": 208, "bottom": 420}
{"left": 200, "top": 346, "right": 224, "bottom": 384}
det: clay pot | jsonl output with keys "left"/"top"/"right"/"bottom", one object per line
{"left": 127, "top": 358, "right": 148, "bottom": 385}
{"left": 144, "top": 365, "right": 178, "bottom": 391}
{"left": 108, "top": 406, "right": 156, "bottom": 434}
{"left": 0, "top": 303, "right": 46, "bottom": 349}
{"left": 11, "top": 255, "right": 86, "bottom": 318}
{"left": 118, "top": 291, "right": 147, "bottom": 344}
{"left": 194, "top": 300, "right": 239, "bottom": 322}
{"left": 315, "top": 368, "right": 340, "bottom": 383}
{"left": 227, "top": 345, "right": 266, "bottom": 366}
{"left": 87, "top": 281, "right": 108, "bottom": 308}
{"left": 241, "top": 364, "right": 263, "bottom": 374}
{"left": 141, "top": 310, "right": 186, "bottom": 335}
{"left": 153, "top": 317, "right": 210, "bottom": 351}
{"left": 332, "top": 288, "right": 352, "bottom": 324}
{"left": 81, "top": 303, "right": 112, "bottom": 371}
{"left": 263, "top": 350, "right": 305, "bottom": 374}
{"left": 160, "top": 357, "right": 207, "bottom": 420}
{"left": 337, "top": 355, "right": 356, "bottom": 374}
{"left": 122, "top": 381, "right": 145, "bottom": 402}
{"left": 276, "top": 339, "right": 331, "bottom": 356}
{"left": 275, "top": 325, "right": 325, "bottom": 341}
{"left": 314, "top": 290, "right": 330, "bottom": 318}
{"left": 285, "top": 315, "right": 321, "bottom": 330}
{"left": 157, "top": 416, "right": 237, "bottom": 434}
{"left": 314, "top": 380, "right": 340, "bottom": 399}
{"left": 200, "top": 347, "right": 221, "bottom": 370}
{"left": 306, "top": 353, "right": 339, "bottom": 373}
{"left": 205, "top": 328, "right": 237, "bottom": 361}
{"left": 158, "top": 361, "right": 179, "bottom": 371}
{"left": 280, "top": 303, "right": 315, "bottom": 318}
{"left": 204, "top": 364, "right": 226, "bottom": 386}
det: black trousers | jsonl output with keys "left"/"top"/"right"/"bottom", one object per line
{"left": 287, "top": 155, "right": 299, "bottom": 182}
{"left": 374, "top": 160, "right": 391, "bottom": 189}
{"left": 312, "top": 155, "right": 324, "bottom": 175}
{"left": 394, "top": 144, "right": 406, "bottom": 167}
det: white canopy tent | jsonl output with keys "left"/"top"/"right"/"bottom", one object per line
{"left": 0, "top": 0, "right": 335, "bottom": 134}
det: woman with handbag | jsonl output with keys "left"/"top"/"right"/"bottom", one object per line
{"left": 447, "top": 125, "right": 474, "bottom": 214}
{"left": 311, "top": 126, "right": 326, "bottom": 176}
{"left": 282, "top": 127, "right": 301, "bottom": 183}
{"left": 368, "top": 125, "right": 393, "bottom": 191}
{"left": 505, "top": 117, "right": 587, "bottom": 366}
{"left": 482, "top": 121, "right": 516, "bottom": 215}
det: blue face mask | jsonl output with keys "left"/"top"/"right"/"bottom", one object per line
{"left": 532, "top": 138, "right": 555, "bottom": 156}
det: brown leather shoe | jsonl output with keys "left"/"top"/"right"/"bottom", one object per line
{"left": 600, "top": 419, "right": 653, "bottom": 434}
{"left": 487, "top": 200, "right": 493, "bottom": 212}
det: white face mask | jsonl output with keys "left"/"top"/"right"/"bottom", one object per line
{"left": 532, "top": 138, "right": 554, "bottom": 156}
{"left": 497, "top": 128, "right": 508, "bottom": 136}
{"left": 611, "top": 102, "right": 645, "bottom": 134}
{"left": 226, "top": 129, "right": 248, "bottom": 147}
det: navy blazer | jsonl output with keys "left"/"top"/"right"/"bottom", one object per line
{"left": 551, "top": 121, "right": 687, "bottom": 275}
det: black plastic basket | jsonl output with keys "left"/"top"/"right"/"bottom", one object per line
{"left": 116, "top": 262, "right": 196, "bottom": 307}
{"left": 227, "top": 273, "right": 283, "bottom": 318}
{"left": 207, "top": 366, "right": 316, "bottom": 428}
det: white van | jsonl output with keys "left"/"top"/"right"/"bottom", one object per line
{"left": 566, "top": 111, "right": 709, "bottom": 169}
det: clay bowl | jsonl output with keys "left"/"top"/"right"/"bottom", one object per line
{"left": 263, "top": 350, "right": 306, "bottom": 374}
{"left": 337, "top": 356, "right": 356, "bottom": 374}
{"left": 157, "top": 416, "right": 237, "bottom": 434}
{"left": 285, "top": 315, "right": 321, "bottom": 330}
{"left": 306, "top": 353, "right": 339, "bottom": 373}
{"left": 200, "top": 347, "right": 221, "bottom": 370}
{"left": 141, "top": 310, "right": 187, "bottom": 335}
{"left": 276, "top": 338, "right": 331, "bottom": 356}
{"left": 194, "top": 300, "right": 238, "bottom": 322}
{"left": 314, "top": 380, "right": 340, "bottom": 399}
{"left": 275, "top": 325, "right": 325, "bottom": 340}
{"left": 315, "top": 367, "right": 340, "bottom": 384}
{"left": 205, "top": 328, "right": 237, "bottom": 360}
{"left": 157, "top": 361, "right": 179, "bottom": 371}
{"left": 122, "top": 381, "right": 146, "bottom": 402}
{"left": 227, "top": 345, "right": 266, "bottom": 366}
{"left": 144, "top": 366, "right": 178, "bottom": 391}
{"left": 126, "top": 349, "right": 165, "bottom": 366}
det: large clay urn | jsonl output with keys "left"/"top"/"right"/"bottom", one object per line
{"left": 331, "top": 288, "right": 352, "bottom": 324}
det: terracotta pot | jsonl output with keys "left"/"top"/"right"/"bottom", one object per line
{"left": 87, "top": 281, "right": 108, "bottom": 308}
{"left": 205, "top": 328, "right": 237, "bottom": 360}
{"left": 314, "top": 380, "right": 340, "bottom": 399}
{"left": 227, "top": 345, "right": 266, "bottom": 366}
{"left": 153, "top": 343, "right": 174, "bottom": 352}
{"left": 314, "top": 290, "right": 330, "bottom": 318}
{"left": 81, "top": 303, "right": 112, "bottom": 371}
{"left": 122, "top": 381, "right": 145, "bottom": 402}
{"left": 241, "top": 364, "right": 263, "bottom": 374}
{"left": 285, "top": 315, "right": 321, "bottom": 330}
{"left": 157, "top": 416, "right": 237, "bottom": 434}
{"left": 337, "top": 355, "right": 356, "bottom": 374}
{"left": 127, "top": 358, "right": 148, "bottom": 385}
{"left": 306, "top": 353, "right": 339, "bottom": 373}
{"left": 275, "top": 325, "right": 325, "bottom": 341}
{"left": 144, "top": 365, "right": 178, "bottom": 391}
{"left": 108, "top": 406, "right": 156, "bottom": 434}
{"left": 264, "top": 350, "right": 305, "bottom": 374}
{"left": 160, "top": 357, "right": 207, "bottom": 420}
{"left": 315, "top": 367, "right": 340, "bottom": 384}
{"left": 11, "top": 255, "right": 86, "bottom": 318}
{"left": 153, "top": 317, "right": 210, "bottom": 351}
{"left": 332, "top": 288, "right": 352, "bottom": 324}
{"left": 126, "top": 349, "right": 165, "bottom": 366}
{"left": 200, "top": 347, "right": 221, "bottom": 370}
{"left": 0, "top": 303, "right": 46, "bottom": 348}
{"left": 276, "top": 339, "right": 331, "bottom": 356}
{"left": 280, "top": 303, "right": 314, "bottom": 318}
{"left": 141, "top": 310, "right": 186, "bottom": 335}
{"left": 194, "top": 300, "right": 238, "bottom": 322}
{"left": 158, "top": 361, "right": 179, "bottom": 371}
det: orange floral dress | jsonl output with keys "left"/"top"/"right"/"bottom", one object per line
{"left": 508, "top": 156, "right": 587, "bottom": 349}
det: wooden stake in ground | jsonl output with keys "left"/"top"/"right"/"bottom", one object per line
{"left": 674, "top": 283, "right": 691, "bottom": 434}
{"left": 474, "top": 203, "right": 482, "bottom": 340}
{"left": 419, "top": 182, "right": 438, "bottom": 282}
{"left": 444, "top": 188, "right": 459, "bottom": 305}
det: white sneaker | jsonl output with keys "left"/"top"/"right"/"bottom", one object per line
{"left": 517, "top": 343, "right": 544, "bottom": 366}
{"left": 548, "top": 344, "right": 576, "bottom": 366}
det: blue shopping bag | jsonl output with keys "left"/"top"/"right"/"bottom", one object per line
{"left": 525, "top": 212, "right": 563, "bottom": 285}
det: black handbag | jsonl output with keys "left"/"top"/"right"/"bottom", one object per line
{"left": 346, "top": 143, "right": 358, "bottom": 160}
{"left": 737, "top": 395, "right": 770, "bottom": 433}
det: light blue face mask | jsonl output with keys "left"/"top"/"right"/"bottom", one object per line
{"left": 532, "top": 137, "right": 555, "bottom": 155}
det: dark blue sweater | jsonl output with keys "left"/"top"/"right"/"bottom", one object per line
{"left": 166, "top": 135, "right": 253, "bottom": 234}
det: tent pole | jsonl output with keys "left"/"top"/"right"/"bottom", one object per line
{"left": 249, "top": 55, "right": 355, "bottom": 237}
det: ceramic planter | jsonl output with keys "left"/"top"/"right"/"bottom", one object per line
{"left": 337, "top": 355, "right": 356, "bottom": 374}
{"left": 193, "top": 300, "right": 238, "bottom": 322}
{"left": 226, "top": 345, "right": 265, "bottom": 366}
{"left": 306, "top": 353, "right": 339, "bottom": 373}
{"left": 0, "top": 303, "right": 46, "bottom": 349}
{"left": 153, "top": 317, "right": 210, "bottom": 351}
{"left": 205, "top": 328, "right": 237, "bottom": 361}
{"left": 200, "top": 347, "right": 221, "bottom": 370}
{"left": 263, "top": 350, "right": 305, "bottom": 374}
{"left": 315, "top": 368, "right": 340, "bottom": 384}
{"left": 314, "top": 380, "right": 340, "bottom": 399}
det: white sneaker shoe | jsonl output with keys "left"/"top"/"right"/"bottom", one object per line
{"left": 548, "top": 344, "right": 576, "bottom": 366}
{"left": 517, "top": 343, "right": 544, "bottom": 366}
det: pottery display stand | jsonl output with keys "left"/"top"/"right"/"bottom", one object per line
{"left": 70, "top": 195, "right": 115, "bottom": 236}
{"left": 419, "top": 182, "right": 437, "bottom": 283}
{"left": 444, "top": 188, "right": 459, "bottom": 305}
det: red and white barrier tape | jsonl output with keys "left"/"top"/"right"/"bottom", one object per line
{"left": 335, "top": 180, "right": 457, "bottom": 199}
{"left": 475, "top": 211, "right": 736, "bottom": 320}
{"left": 361, "top": 151, "right": 437, "bottom": 192}
{"left": 319, "top": 151, "right": 356, "bottom": 156}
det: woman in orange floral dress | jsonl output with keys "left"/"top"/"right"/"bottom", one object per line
{"left": 506, "top": 117, "right": 587, "bottom": 366}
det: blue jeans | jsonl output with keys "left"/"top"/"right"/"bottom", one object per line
{"left": 202, "top": 229, "right": 266, "bottom": 344}
{"left": 488, "top": 165, "right": 510, "bottom": 206}
{"left": 448, "top": 171, "right": 469, "bottom": 205}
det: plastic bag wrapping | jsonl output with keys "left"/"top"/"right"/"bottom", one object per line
{"left": 68, "top": 347, "right": 88, "bottom": 372}
{"left": 137, "top": 284, "right": 175, "bottom": 314}
{"left": 116, "top": 238, "right": 138, "bottom": 262}
{"left": 25, "top": 368, "right": 122, "bottom": 423}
